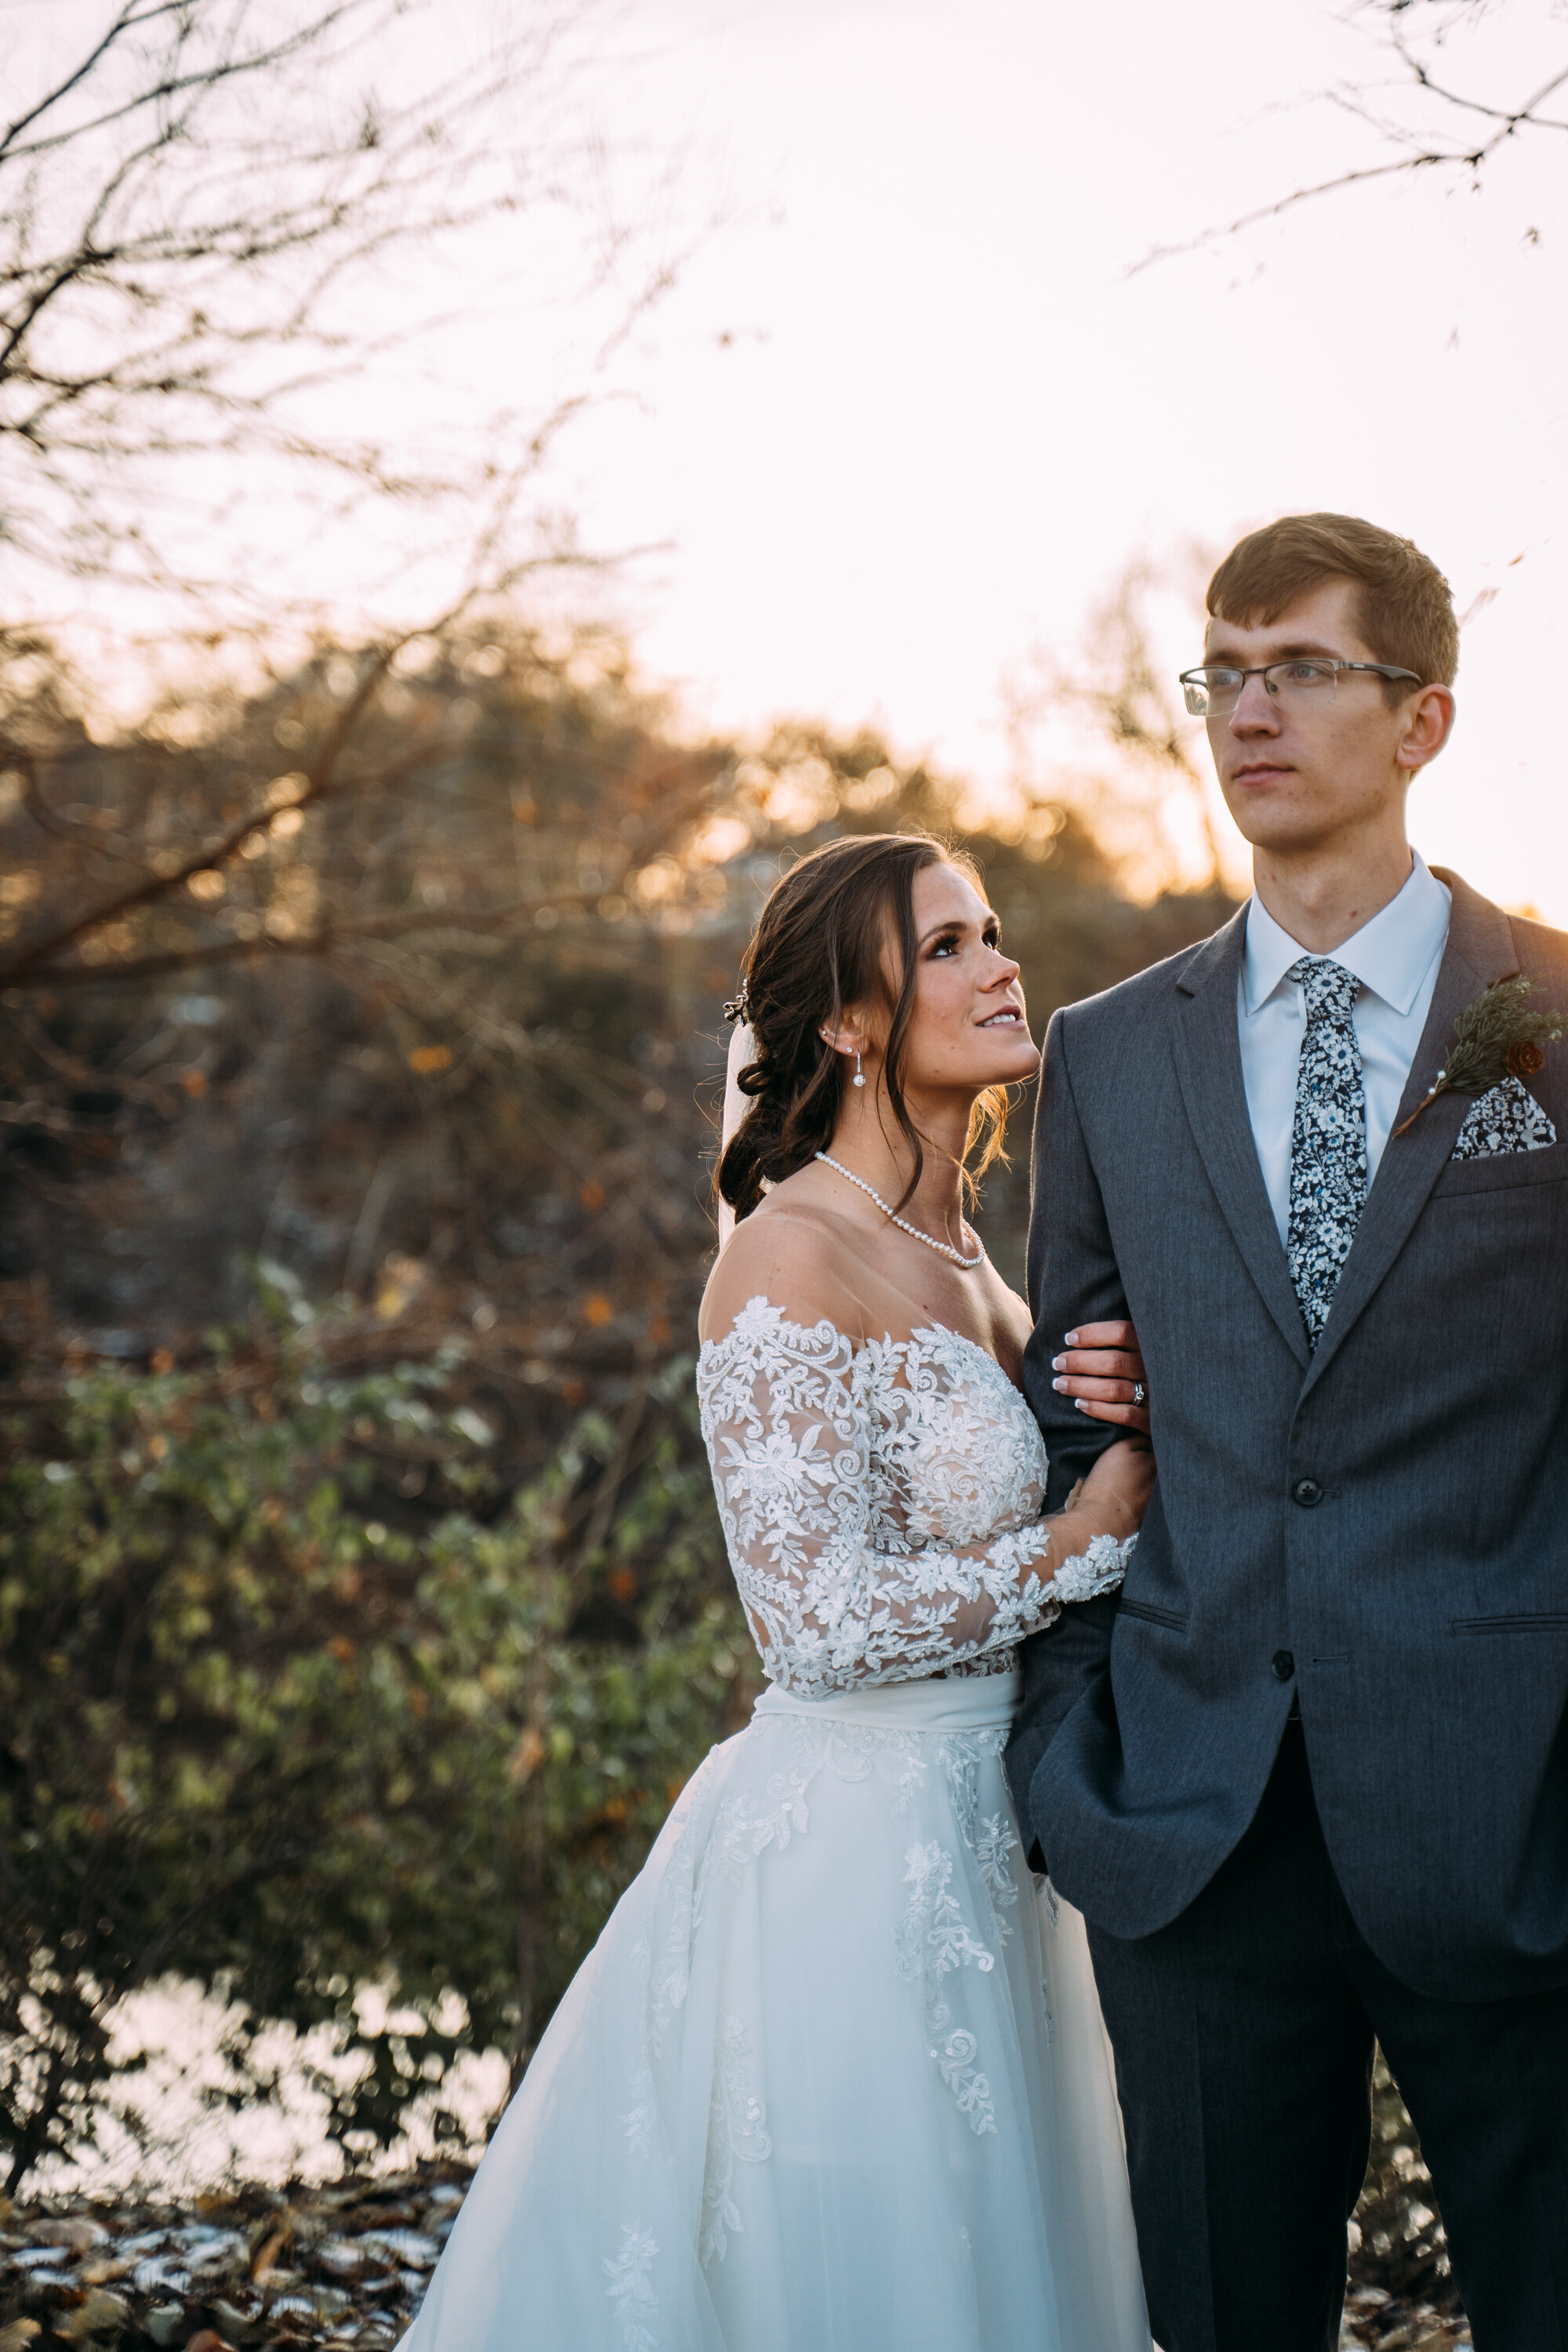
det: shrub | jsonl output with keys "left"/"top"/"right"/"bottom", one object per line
{"left": 0, "top": 1288, "right": 749, "bottom": 2190}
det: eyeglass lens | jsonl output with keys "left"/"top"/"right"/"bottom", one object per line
{"left": 1182, "top": 660, "right": 1339, "bottom": 717}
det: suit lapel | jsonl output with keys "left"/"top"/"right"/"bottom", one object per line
{"left": 1171, "top": 908, "right": 1312, "bottom": 1367}
{"left": 1300, "top": 871, "right": 1519, "bottom": 1398}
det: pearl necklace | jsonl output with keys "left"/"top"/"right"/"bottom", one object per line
{"left": 815, "top": 1152, "right": 985, "bottom": 1269}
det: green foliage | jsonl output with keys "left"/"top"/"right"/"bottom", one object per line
{"left": 1439, "top": 975, "right": 1565, "bottom": 1094}
{"left": 0, "top": 1294, "right": 749, "bottom": 2191}
{"left": 1396, "top": 975, "right": 1566, "bottom": 1136}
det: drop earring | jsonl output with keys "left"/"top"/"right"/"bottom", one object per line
{"left": 853, "top": 1049, "right": 866, "bottom": 1089}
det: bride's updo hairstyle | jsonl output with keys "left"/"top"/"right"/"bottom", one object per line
{"left": 717, "top": 831, "right": 1012, "bottom": 1224}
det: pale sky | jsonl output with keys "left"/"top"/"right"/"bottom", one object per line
{"left": 28, "top": 0, "right": 1568, "bottom": 919}
{"left": 543, "top": 0, "right": 1568, "bottom": 917}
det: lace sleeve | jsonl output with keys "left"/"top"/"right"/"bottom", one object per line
{"left": 696, "top": 1297, "right": 1131, "bottom": 1695}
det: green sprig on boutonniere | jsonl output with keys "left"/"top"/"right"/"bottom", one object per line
{"left": 1392, "top": 975, "right": 1566, "bottom": 1139}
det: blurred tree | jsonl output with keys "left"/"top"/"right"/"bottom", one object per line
{"left": 0, "top": 626, "right": 1236, "bottom": 1367}
{"left": 1002, "top": 547, "right": 1229, "bottom": 903}
{"left": 0, "top": 620, "right": 738, "bottom": 1384}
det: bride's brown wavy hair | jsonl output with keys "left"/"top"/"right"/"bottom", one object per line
{"left": 717, "top": 832, "right": 1014, "bottom": 1224}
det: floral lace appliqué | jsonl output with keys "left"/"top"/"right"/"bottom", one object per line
{"left": 603, "top": 2225, "right": 659, "bottom": 2351}
{"left": 699, "top": 2016, "right": 773, "bottom": 2270}
{"left": 937, "top": 1731, "right": 1019, "bottom": 1941}
{"left": 706, "top": 1741, "right": 818, "bottom": 1894}
{"left": 973, "top": 1814, "right": 1021, "bottom": 1940}
{"left": 697, "top": 1298, "right": 1132, "bottom": 1694}
{"left": 622, "top": 2063, "right": 656, "bottom": 2160}
{"left": 895, "top": 1839, "right": 998, "bottom": 2135}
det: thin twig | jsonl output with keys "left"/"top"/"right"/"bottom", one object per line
{"left": 1127, "top": 34, "right": 1568, "bottom": 277}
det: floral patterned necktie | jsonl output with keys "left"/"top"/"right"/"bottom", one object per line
{"left": 1286, "top": 957, "right": 1368, "bottom": 1348}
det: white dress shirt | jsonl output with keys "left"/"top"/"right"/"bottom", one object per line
{"left": 1237, "top": 855, "right": 1452, "bottom": 1245}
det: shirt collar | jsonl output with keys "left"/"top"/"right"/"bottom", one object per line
{"left": 1242, "top": 854, "right": 1452, "bottom": 1018}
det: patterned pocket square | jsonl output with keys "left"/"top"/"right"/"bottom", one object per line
{"left": 1450, "top": 1076, "right": 1558, "bottom": 1160}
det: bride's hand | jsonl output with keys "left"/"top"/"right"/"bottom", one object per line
{"left": 1051, "top": 1319, "right": 1150, "bottom": 1436}
{"left": 1075, "top": 1436, "right": 1156, "bottom": 1545}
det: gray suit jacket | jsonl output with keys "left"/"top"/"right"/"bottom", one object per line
{"left": 1005, "top": 871, "right": 1568, "bottom": 2002}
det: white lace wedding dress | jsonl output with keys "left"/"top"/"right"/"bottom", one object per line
{"left": 400, "top": 1298, "right": 1152, "bottom": 2352}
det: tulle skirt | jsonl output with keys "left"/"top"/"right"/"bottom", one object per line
{"left": 400, "top": 1670, "right": 1151, "bottom": 2352}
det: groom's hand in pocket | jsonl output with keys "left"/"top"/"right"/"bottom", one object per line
{"left": 1048, "top": 1320, "right": 1151, "bottom": 1438}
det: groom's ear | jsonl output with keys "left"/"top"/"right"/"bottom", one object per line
{"left": 1395, "top": 683, "right": 1456, "bottom": 774}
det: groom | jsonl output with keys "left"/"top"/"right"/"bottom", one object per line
{"left": 1007, "top": 512, "right": 1568, "bottom": 2351}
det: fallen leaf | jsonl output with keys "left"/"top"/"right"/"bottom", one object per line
{"left": 250, "top": 2227, "right": 289, "bottom": 2283}
{"left": 56, "top": 2289, "right": 130, "bottom": 2339}
{"left": 31, "top": 2218, "right": 106, "bottom": 2251}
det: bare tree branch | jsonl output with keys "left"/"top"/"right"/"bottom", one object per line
{"left": 0, "top": 1, "right": 685, "bottom": 597}
{"left": 0, "top": 470, "right": 653, "bottom": 983}
{"left": 1127, "top": 154, "right": 1446, "bottom": 274}
{"left": 1128, "top": 5, "right": 1568, "bottom": 275}
{"left": 0, "top": 4, "right": 186, "bottom": 162}
{"left": 0, "top": 637, "right": 403, "bottom": 977}
{"left": 1401, "top": 51, "right": 1568, "bottom": 132}
{"left": 2, "top": 892, "right": 600, "bottom": 990}
{"left": 1, "top": 5, "right": 368, "bottom": 167}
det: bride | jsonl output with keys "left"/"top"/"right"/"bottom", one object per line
{"left": 401, "top": 832, "right": 1155, "bottom": 2351}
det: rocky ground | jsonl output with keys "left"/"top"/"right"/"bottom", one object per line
{"left": 0, "top": 2170, "right": 468, "bottom": 2352}
{"left": 1340, "top": 2070, "right": 1471, "bottom": 2350}
{"left": 1340, "top": 2287, "right": 1469, "bottom": 2351}
{"left": 0, "top": 2157, "right": 1471, "bottom": 2351}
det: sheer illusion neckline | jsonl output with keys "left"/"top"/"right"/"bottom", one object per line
{"left": 697, "top": 1296, "right": 1028, "bottom": 1399}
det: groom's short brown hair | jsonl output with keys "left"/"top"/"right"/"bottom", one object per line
{"left": 1207, "top": 513, "right": 1459, "bottom": 689}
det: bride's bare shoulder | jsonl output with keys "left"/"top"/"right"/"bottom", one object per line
{"left": 699, "top": 1185, "right": 866, "bottom": 1348}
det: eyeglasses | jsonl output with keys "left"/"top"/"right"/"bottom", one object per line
{"left": 1178, "top": 659, "right": 1422, "bottom": 718}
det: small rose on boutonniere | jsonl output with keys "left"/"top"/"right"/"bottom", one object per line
{"left": 1392, "top": 975, "right": 1566, "bottom": 1139}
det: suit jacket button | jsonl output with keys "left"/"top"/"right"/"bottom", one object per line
{"left": 1292, "top": 1477, "right": 1323, "bottom": 1508}
{"left": 1272, "top": 1650, "right": 1295, "bottom": 1682}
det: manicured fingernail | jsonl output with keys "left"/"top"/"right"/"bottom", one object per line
{"left": 1064, "top": 1330, "right": 1080, "bottom": 1345}
{"left": 1052, "top": 1376, "right": 1066, "bottom": 1391}
{"left": 1074, "top": 1399, "right": 1090, "bottom": 1413}
{"left": 1051, "top": 1355, "right": 1066, "bottom": 1371}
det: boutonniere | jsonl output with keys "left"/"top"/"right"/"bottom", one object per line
{"left": 1392, "top": 976, "right": 1565, "bottom": 1139}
